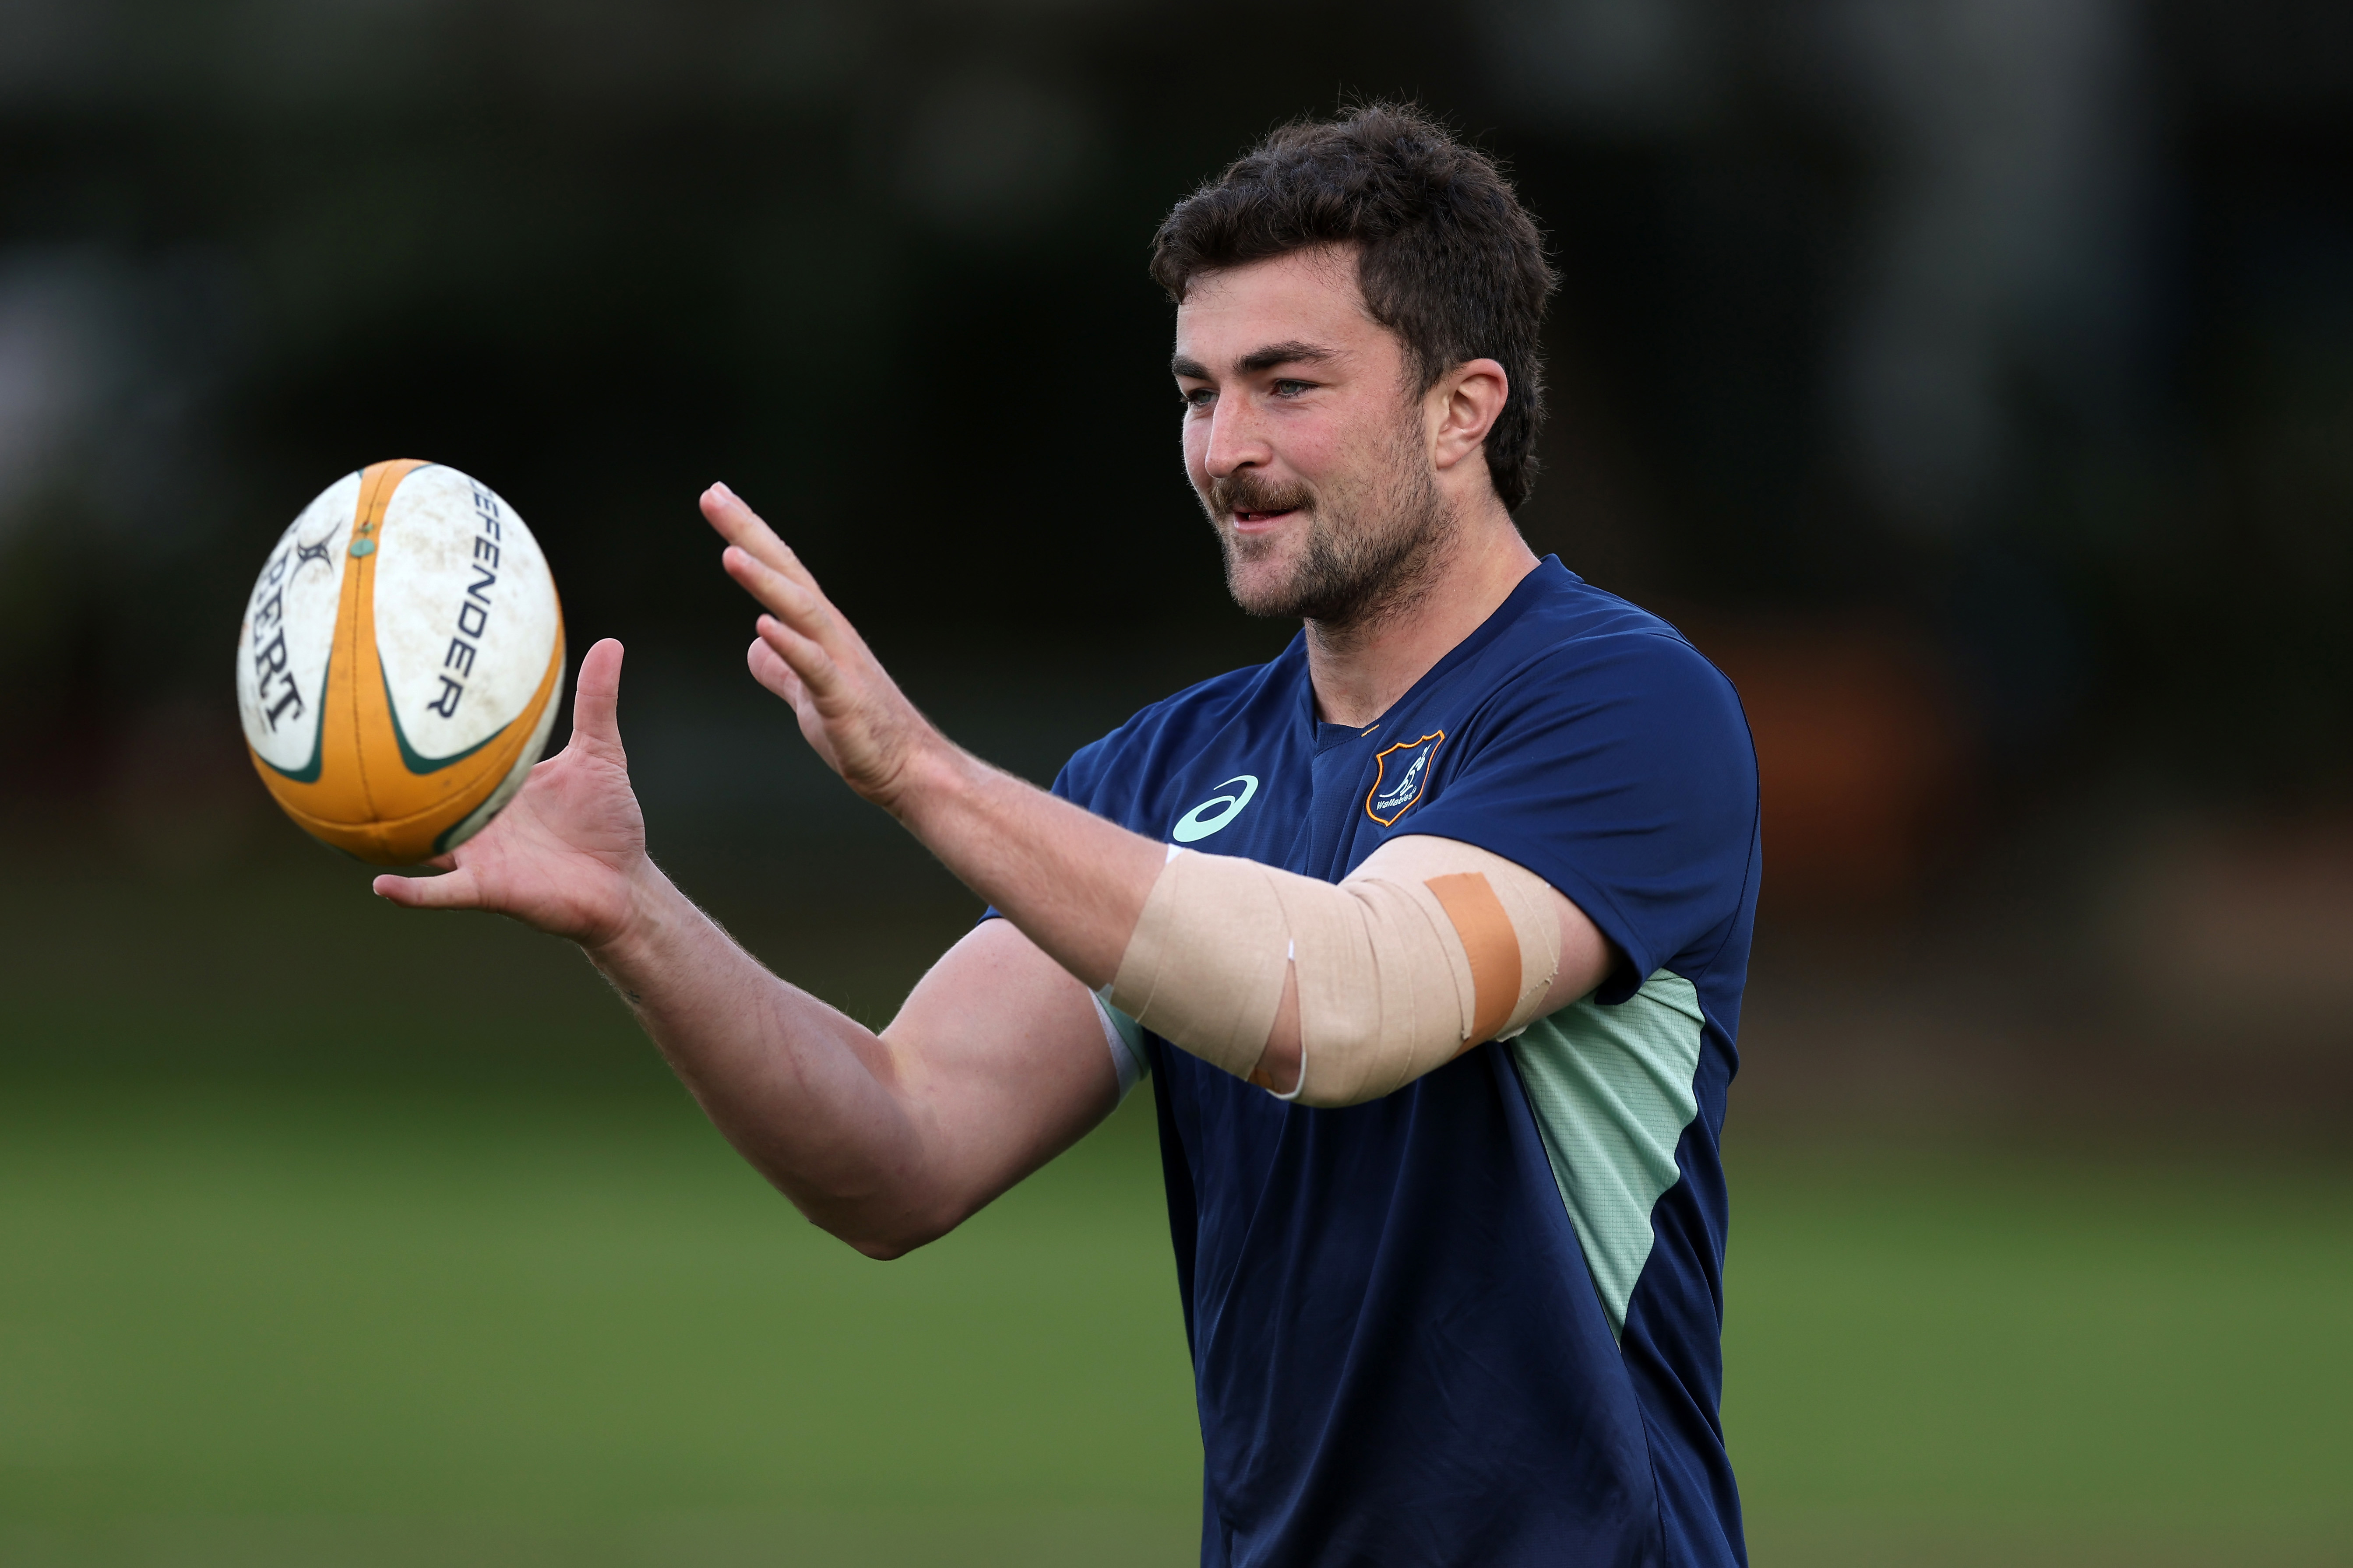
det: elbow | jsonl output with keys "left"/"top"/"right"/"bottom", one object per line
{"left": 825, "top": 1203, "right": 964, "bottom": 1262}
{"left": 761, "top": 1161, "right": 967, "bottom": 1260}
{"left": 845, "top": 1230, "right": 926, "bottom": 1262}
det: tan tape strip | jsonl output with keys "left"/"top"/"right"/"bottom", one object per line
{"left": 1109, "top": 850, "right": 1289, "bottom": 1082}
{"left": 1423, "top": 872, "right": 1520, "bottom": 1048}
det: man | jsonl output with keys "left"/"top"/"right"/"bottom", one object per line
{"left": 378, "top": 105, "right": 1760, "bottom": 1567}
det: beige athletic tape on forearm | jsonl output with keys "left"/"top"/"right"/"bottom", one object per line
{"left": 1106, "top": 836, "right": 1560, "bottom": 1108}
{"left": 1109, "top": 848, "right": 1290, "bottom": 1080}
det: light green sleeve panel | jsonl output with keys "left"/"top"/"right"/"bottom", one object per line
{"left": 1092, "top": 988, "right": 1150, "bottom": 1100}
{"left": 1508, "top": 971, "right": 1705, "bottom": 1339}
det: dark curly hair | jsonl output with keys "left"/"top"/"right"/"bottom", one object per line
{"left": 1148, "top": 104, "right": 1557, "bottom": 511}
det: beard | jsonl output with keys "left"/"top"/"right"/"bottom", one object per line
{"left": 1203, "top": 420, "right": 1455, "bottom": 636}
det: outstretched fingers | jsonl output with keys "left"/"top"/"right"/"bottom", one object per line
{"left": 701, "top": 483, "right": 815, "bottom": 588}
{"left": 755, "top": 608, "right": 838, "bottom": 676}
{"left": 722, "top": 542, "right": 835, "bottom": 640}
{"left": 373, "top": 865, "right": 484, "bottom": 910}
{"left": 704, "top": 484, "right": 857, "bottom": 652}
{"left": 747, "top": 634, "right": 807, "bottom": 706}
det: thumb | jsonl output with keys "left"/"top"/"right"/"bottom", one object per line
{"left": 572, "top": 637, "right": 626, "bottom": 754}
{"left": 373, "top": 865, "right": 485, "bottom": 911}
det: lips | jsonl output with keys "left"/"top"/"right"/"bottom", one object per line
{"left": 1209, "top": 472, "right": 1311, "bottom": 530}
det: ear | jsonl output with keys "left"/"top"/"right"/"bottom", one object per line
{"left": 1428, "top": 358, "right": 1510, "bottom": 474}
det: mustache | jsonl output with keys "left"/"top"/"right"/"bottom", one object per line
{"left": 1206, "top": 472, "right": 1313, "bottom": 518}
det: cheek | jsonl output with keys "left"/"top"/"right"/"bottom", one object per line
{"left": 1275, "top": 409, "right": 1353, "bottom": 489}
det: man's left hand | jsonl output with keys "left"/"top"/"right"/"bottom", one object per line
{"left": 703, "top": 482, "right": 944, "bottom": 815}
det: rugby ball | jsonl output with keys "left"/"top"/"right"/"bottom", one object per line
{"left": 235, "top": 459, "right": 566, "bottom": 865}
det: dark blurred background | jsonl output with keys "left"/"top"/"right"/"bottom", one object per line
{"left": 2, "top": 2, "right": 2349, "bottom": 1564}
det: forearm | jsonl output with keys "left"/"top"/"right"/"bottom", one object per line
{"left": 585, "top": 865, "right": 936, "bottom": 1252}
{"left": 371, "top": 632, "right": 1118, "bottom": 1255}
{"left": 884, "top": 741, "right": 1165, "bottom": 988}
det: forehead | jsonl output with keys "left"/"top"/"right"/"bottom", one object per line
{"left": 1173, "top": 247, "right": 1388, "bottom": 367}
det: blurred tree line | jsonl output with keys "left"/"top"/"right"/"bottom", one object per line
{"left": 3, "top": 0, "right": 2349, "bottom": 889}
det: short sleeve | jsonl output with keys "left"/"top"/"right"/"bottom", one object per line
{"left": 1092, "top": 989, "right": 1151, "bottom": 1095}
{"left": 1402, "top": 630, "right": 1758, "bottom": 1005}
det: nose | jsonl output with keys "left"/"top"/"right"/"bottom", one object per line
{"left": 1201, "top": 397, "right": 1272, "bottom": 481}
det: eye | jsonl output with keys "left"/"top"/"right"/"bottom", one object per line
{"left": 1272, "top": 379, "right": 1315, "bottom": 398}
{"left": 1181, "top": 387, "right": 1216, "bottom": 409}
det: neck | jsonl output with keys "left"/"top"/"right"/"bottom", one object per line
{"left": 1302, "top": 497, "right": 1539, "bottom": 728}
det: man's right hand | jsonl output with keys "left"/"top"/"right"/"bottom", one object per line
{"left": 370, "top": 615, "right": 1123, "bottom": 1259}
{"left": 373, "top": 636, "right": 651, "bottom": 949}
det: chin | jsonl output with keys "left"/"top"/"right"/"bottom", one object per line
{"left": 1222, "top": 551, "right": 1305, "bottom": 619}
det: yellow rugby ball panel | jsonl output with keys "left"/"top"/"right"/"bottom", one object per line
{"left": 236, "top": 458, "right": 567, "bottom": 865}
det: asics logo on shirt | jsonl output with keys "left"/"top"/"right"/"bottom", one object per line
{"left": 1172, "top": 774, "right": 1259, "bottom": 843}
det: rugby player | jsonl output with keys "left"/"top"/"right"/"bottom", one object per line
{"left": 378, "top": 104, "right": 1761, "bottom": 1566}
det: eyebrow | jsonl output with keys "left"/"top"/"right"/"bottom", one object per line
{"left": 1239, "top": 340, "right": 1337, "bottom": 374}
{"left": 1169, "top": 340, "right": 1341, "bottom": 380}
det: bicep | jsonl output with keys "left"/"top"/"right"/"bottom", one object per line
{"left": 1536, "top": 881, "right": 1619, "bottom": 1016}
{"left": 1246, "top": 834, "right": 1620, "bottom": 1098}
{"left": 1361, "top": 832, "right": 1619, "bottom": 1018}
{"left": 880, "top": 916, "right": 1126, "bottom": 1228}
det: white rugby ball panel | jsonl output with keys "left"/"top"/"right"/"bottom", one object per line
{"left": 373, "top": 465, "right": 561, "bottom": 766}
{"left": 237, "top": 469, "right": 360, "bottom": 777}
{"left": 437, "top": 644, "right": 567, "bottom": 854}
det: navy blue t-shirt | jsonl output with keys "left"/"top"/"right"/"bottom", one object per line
{"left": 1046, "top": 559, "right": 1759, "bottom": 1567}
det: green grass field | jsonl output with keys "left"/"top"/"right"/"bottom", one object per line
{"left": 1, "top": 863, "right": 2347, "bottom": 1564}
{"left": 1, "top": 1088, "right": 2344, "bottom": 1565}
